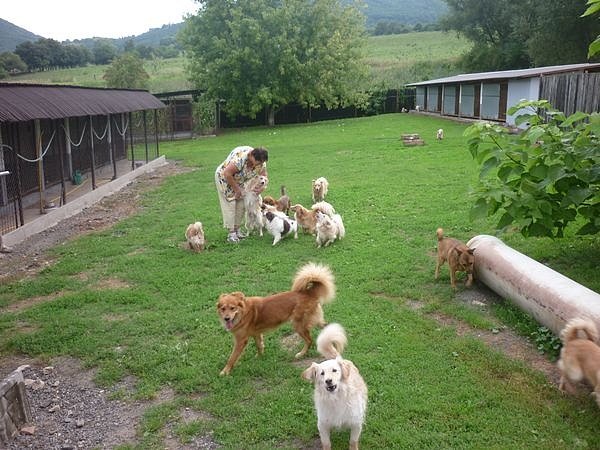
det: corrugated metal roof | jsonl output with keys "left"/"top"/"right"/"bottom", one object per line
{"left": 407, "top": 63, "right": 600, "bottom": 86}
{"left": 0, "top": 83, "right": 166, "bottom": 123}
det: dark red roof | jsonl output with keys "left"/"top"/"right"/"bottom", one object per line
{"left": 0, "top": 83, "right": 166, "bottom": 123}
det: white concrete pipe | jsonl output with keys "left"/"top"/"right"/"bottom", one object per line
{"left": 467, "top": 235, "right": 600, "bottom": 336}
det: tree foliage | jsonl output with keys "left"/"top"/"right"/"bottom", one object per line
{"left": 440, "top": 0, "right": 600, "bottom": 71}
{"left": 583, "top": 0, "right": 600, "bottom": 57}
{"left": 465, "top": 100, "right": 600, "bottom": 238}
{"left": 0, "top": 51, "right": 27, "bottom": 73}
{"left": 180, "top": 0, "right": 368, "bottom": 122}
{"left": 103, "top": 53, "right": 149, "bottom": 89}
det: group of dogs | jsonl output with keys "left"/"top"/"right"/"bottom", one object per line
{"left": 187, "top": 145, "right": 599, "bottom": 448}
{"left": 185, "top": 176, "right": 345, "bottom": 250}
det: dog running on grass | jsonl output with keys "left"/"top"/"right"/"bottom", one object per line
{"left": 312, "top": 177, "right": 329, "bottom": 202}
{"left": 216, "top": 262, "right": 336, "bottom": 375}
{"left": 185, "top": 221, "right": 205, "bottom": 252}
{"left": 302, "top": 323, "right": 368, "bottom": 450}
{"left": 557, "top": 317, "right": 600, "bottom": 408}
{"left": 434, "top": 227, "right": 475, "bottom": 289}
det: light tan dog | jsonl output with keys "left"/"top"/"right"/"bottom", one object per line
{"left": 291, "top": 201, "right": 336, "bottom": 235}
{"left": 557, "top": 317, "right": 600, "bottom": 407}
{"left": 312, "top": 177, "right": 329, "bottom": 202}
{"left": 302, "top": 323, "right": 367, "bottom": 450}
{"left": 262, "top": 185, "right": 291, "bottom": 215}
{"left": 315, "top": 211, "right": 345, "bottom": 248}
{"left": 185, "top": 222, "right": 205, "bottom": 252}
{"left": 436, "top": 128, "right": 444, "bottom": 140}
{"left": 434, "top": 227, "right": 474, "bottom": 288}
{"left": 216, "top": 262, "right": 336, "bottom": 375}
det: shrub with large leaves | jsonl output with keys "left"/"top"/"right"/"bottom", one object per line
{"left": 465, "top": 100, "right": 600, "bottom": 237}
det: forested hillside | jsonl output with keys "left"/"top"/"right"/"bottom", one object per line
{"left": 0, "top": 18, "right": 41, "bottom": 53}
{"left": 357, "top": 0, "right": 447, "bottom": 26}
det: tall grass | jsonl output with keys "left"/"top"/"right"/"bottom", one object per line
{"left": 1, "top": 114, "right": 598, "bottom": 449}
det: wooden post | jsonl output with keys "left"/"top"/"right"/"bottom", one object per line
{"left": 128, "top": 112, "right": 134, "bottom": 170}
{"left": 108, "top": 114, "right": 117, "bottom": 180}
{"left": 64, "top": 118, "right": 74, "bottom": 181}
{"left": 88, "top": 116, "right": 96, "bottom": 189}
{"left": 143, "top": 110, "right": 149, "bottom": 163}
{"left": 34, "top": 119, "right": 46, "bottom": 214}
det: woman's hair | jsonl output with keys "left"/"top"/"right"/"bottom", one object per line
{"left": 251, "top": 147, "right": 269, "bottom": 163}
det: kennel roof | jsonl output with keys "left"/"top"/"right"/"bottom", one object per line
{"left": 407, "top": 62, "right": 600, "bottom": 86}
{"left": 0, "top": 83, "right": 166, "bottom": 123}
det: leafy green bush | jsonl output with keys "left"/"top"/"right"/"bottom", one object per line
{"left": 465, "top": 100, "right": 600, "bottom": 237}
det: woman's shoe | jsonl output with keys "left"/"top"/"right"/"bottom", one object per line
{"left": 227, "top": 232, "right": 240, "bottom": 243}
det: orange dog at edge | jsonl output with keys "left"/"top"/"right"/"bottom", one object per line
{"left": 216, "top": 262, "right": 336, "bottom": 375}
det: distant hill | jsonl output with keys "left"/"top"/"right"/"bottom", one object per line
{"left": 0, "top": 18, "right": 42, "bottom": 52}
{"left": 355, "top": 0, "right": 448, "bottom": 26}
{"left": 65, "top": 23, "right": 185, "bottom": 52}
{"left": 1, "top": 0, "right": 447, "bottom": 53}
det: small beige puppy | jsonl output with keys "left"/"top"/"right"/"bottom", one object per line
{"left": 436, "top": 128, "right": 444, "bottom": 140}
{"left": 312, "top": 177, "right": 329, "bottom": 202}
{"left": 185, "top": 222, "right": 205, "bottom": 252}
{"left": 557, "top": 317, "right": 600, "bottom": 407}
{"left": 302, "top": 323, "right": 367, "bottom": 450}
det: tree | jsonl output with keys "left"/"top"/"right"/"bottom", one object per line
{"left": 180, "top": 0, "right": 368, "bottom": 125}
{"left": 103, "top": 53, "right": 150, "bottom": 89}
{"left": 14, "top": 41, "right": 48, "bottom": 71}
{"left": 440, "top": 0, "right": 599, "bottom": 71}
{"left": 465, "top": 100, "right": 600, "bottom": 238}
{"left": 0, "top": 52, "right": 27, "bottom": 73}
{"left": 93, "top": 39, "right": 118, "bottom": 65}
{"left": 440, "top": 0, "right": 532, "bottom": 70}
{"left": 525, "top": 0, "right": 600, "bottom": 66}
{"left": 583, "top": 0, "right": 600, "bottom": 57}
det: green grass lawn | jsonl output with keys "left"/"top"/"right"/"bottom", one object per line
{"left": 1, "top": 114, "right": 599, "bottom": 449}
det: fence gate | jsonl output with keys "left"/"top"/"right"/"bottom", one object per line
{"left": 0, "top": 142, "right": 21, "bottom": 237}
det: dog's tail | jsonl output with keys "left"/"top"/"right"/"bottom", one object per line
{"left": 291, "top": 262, "right": 335, "bottom": 304}
{"left": 317, "top": 323, "right": 346, "bottom": 359}
{"left": 560, "top": 317, "right": 599, "bottom": 344}
{"left": 436, "top": 228, "right": 444, "bottom": 241}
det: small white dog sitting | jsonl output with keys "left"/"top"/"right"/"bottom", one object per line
{"left": 185, "top": 221, "right": 205, "bottom": 252}
{"left": 312, "top": 177, "right": 329, "bottom": 202}
{"left": 244, "top": 175, "right": 268, "bottom": 236}
{"left": 436, "top": 128, "right": 444, "bottom": 140}
{"left": 302, "top": 323, "right": 368, "bottom": 450}
{"left": 262, "top": 208, "right": 298, "bottom": 245}
{"left": 315, "top": 211, "right": 345, "bottom": 248}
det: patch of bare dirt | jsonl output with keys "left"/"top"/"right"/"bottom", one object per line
{"left": 0, "top": 161, "right": 220, "bottom": 449}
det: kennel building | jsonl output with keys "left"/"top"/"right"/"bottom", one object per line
{"left": 0, "top": 83, "right": 166, "bottom": 238}
{"left": 408, "top": 63, "right": 600, "bottom": 126}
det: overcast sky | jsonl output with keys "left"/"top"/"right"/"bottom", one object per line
{"left": 2, "top": 0, "right": 199, "bottom": 41}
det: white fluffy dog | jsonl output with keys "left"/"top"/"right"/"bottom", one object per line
{"left": 302, "top": 323, "right": 367, "bottom": 450}
{"left": 315, "top": 211, "right": 345, "bottom": 248}
{"left": 262, "top": 208, "right": 298, "bottom": 245}
{"left": 437, "top": 128, "right": 444, "bottom": 140}
{"left": 312, "top": 177, "right": 329, "bottom": 202}
{"left": 244, "top": 175, "right": 268, "bottom": 236}
{"left": 185, "top": 222, "right": 205, "bottom": 252}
